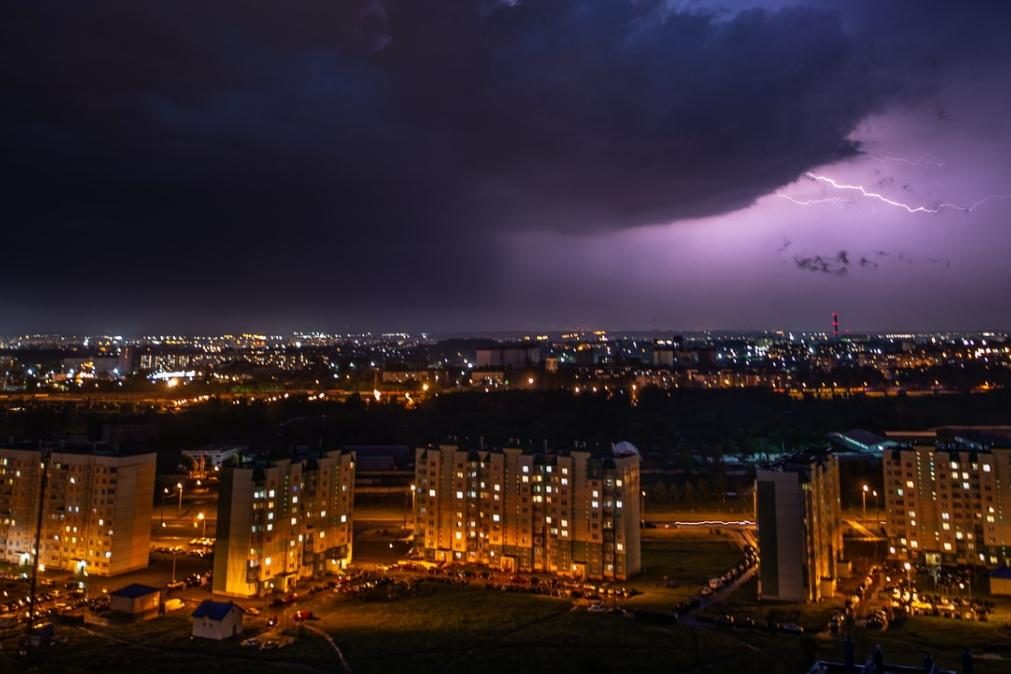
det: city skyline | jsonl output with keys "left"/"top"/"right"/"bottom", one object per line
{"left": 5, "top": 1, "right": 1011, "bottom": 333}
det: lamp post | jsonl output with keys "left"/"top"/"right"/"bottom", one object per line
{"left": 161, "top": 487, "right": 169, "bottom": 526}
{"left": 176, "top": 481, "right": 184, "bottom": 513}
{"left": 406, "top": 484, "right": 416, "bottom": 529}
{"left": 862, "top": 484, "right": 869, "bottom": 519}
{"left": 198, "top": 512, "right": 206, "bottom": 537}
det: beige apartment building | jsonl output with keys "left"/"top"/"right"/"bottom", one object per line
{"left": 756, "top": 451, "right": 843, "bottom": 602}
{"left": 883, "top": 431, "right": 1011, "bottom": 567}
{"left": 413, "top": 442, "right": 641, "bottom": 580}
{"left": 213, "top": 449, "right": 355, "bottom": 597}
{"left": 0, "top": 446, "right": 156, "bottom": 576}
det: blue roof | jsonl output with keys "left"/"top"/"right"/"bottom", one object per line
{"left": 989, "top": 566, "right": 1011, "bottom": 579}
{"left": 110, "top": 583, "right": 159, "bottom": 599}
{"left": 192, "top": 600, "right": 238, "bottom": 621}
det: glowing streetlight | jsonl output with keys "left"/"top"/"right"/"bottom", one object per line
{"left": 176, "top": 481, "right": 184, "bottom": 513}
{"left": 862, "top": 484, "right": 869, "bottom": 519}
{"left": 161, "top": 487, "right": 170, "bottom": 526}
{"left": 197, "top": 512, "right": 207, "bottom": 537}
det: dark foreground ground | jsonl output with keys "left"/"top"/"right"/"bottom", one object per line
{"left": 3, "top": 529, "right": 1009, "bottom": 674}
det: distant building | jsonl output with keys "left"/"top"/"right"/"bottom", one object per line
{"left": 213, "top": 450, "right": 355, "bottom": 597}
{"left": 0, "top": 446, "right": 156, "bottom": 576}
{"left": 182, "top": 446, "right": 246, "bottom": 469}
{"left": 345, "top": 445, "right": 411, "bottom": 472}
{"left": 651, "top": 337, "right": 683, "bottom": 367}
{"left": 413, "top": 442, "right": 641, "bottom": 580}
{"left": 883, "top": 430, "right": 1011, "bottom": 567}
{"left": 109, "top": 584, "right": 160, "bottom": 616}
{"left": 191, "top": 600, "right": 244, "bottom": 640}
{"left": 828, "top": 429, "right": 899, "bottom": 454}
{"left": 756, "top": 451, "right": 843, "bottom": 602}
{"left": 475, "top": 344, "right": 542, "bottom": 369}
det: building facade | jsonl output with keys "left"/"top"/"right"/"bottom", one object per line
{"left": 413, "top": 442, "right": 641, "bottom": 580}
{"left": 0, "top": 447, "right": 156, "bottom": 576}
{"left": 213, "top": 449, "right": 355, "bottom": 597}
{"left": 883, "top": 432, "right": 1011, "bottom": 567}
{"left": 756, "top": 451, "right": 842, "bottom": 602}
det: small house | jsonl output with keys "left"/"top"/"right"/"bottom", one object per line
{"left": 191, "top": 600, "right": 243, "bottom": 640}
{"left": 109, "top": 584, "right": 160, "bottom": 616}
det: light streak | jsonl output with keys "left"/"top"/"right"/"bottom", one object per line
{"left": 793, "top": 172, "right": 1011, "bottom": 215}
{"left": 869, "top": 153, "right": 945, "bottom": 168}
{"left": 776, "top": 193, "right": 851, "bottom": 207}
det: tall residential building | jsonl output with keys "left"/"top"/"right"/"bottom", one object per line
{"left": 883, "top": 431, "right": 1011, "bottom": 567}
{"left": 413, "top": 442, "right": 641, "bottom": 580}
{"left": 756, "top": 451, "right": 843, "bottom": 602}
{"left": 213, "top": 449, "right": 355, "bottom": 597}
{"left": 0, "top": 446, "right": 156, "bottom": 576}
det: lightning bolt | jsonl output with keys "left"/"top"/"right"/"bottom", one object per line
{"left": 775, "top": 193, "right": 851, "bottom": 207}
{"left": 792, "top": 172, "right": 1011, "bottom": 215}
{"left": 869, "top": 153, "right": 945, "bottom": 168}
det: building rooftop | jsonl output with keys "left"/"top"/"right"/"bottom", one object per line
{"left": 192, "top": 600, "right": 238, "bottom": 621}
{"left": 759, "top": 448, "right": 835, "bottom": 476}
{"left": 988, "top": 565, "right": 1011, "bottom": 580}
{"left": 0, "top": 443, "right": 156, "bottom": 458}
{"left": 828, "top": 429, "right": 898, "bottom": 453}
{"left": 110, "top": 583, "right": 159, "bottom": 599}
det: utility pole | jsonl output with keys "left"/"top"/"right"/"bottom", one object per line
{"left": 27, "top": 449, "right": 50, "bottom": 638}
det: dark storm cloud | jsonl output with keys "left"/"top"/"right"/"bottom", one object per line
{"left": 2, "top": 0, "right": 1009, "bottom": 330}
{"left": 794, "top": 251, "right": 849, "bottom": 276}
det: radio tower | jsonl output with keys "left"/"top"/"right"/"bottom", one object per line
{"left": 832, "top": 312, "right": 839, "bottom": 338}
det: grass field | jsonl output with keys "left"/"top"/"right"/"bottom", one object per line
{"left": 624, "top": 529, "right": 745, "bottom": 611}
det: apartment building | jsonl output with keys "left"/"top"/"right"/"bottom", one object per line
{"left": 883, "top": 431, "right": 1011, "bottom": 567}
{"left": 0, "top": 446, "right": 156, "bottom": 576}
{"left": 756, "top": 450, "right": 843, "bottom": 602}
{"left": 213, "top": 449, "right": 355, "bottom": 597}
{"left": 413, "top": 442, "right": 641, "bottom": 580}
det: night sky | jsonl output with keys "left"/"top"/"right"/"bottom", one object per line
{"left": 4, "top": 1, "right": 1011, "bottom": 334}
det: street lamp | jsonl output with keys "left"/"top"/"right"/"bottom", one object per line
{"left": 176, "top": 481, "right": 184, "bottom": 513}
{"left": 197, "top": 512, "right": 207, "bottom": 537}
{"left": 406, "top": 484, "right": 416, "bottom": 529}
{"left": 161, "top": 487, "right": 169, "bottom": 526}
{"left": 862, "top": 484, "right": 869, "bottom": 519}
